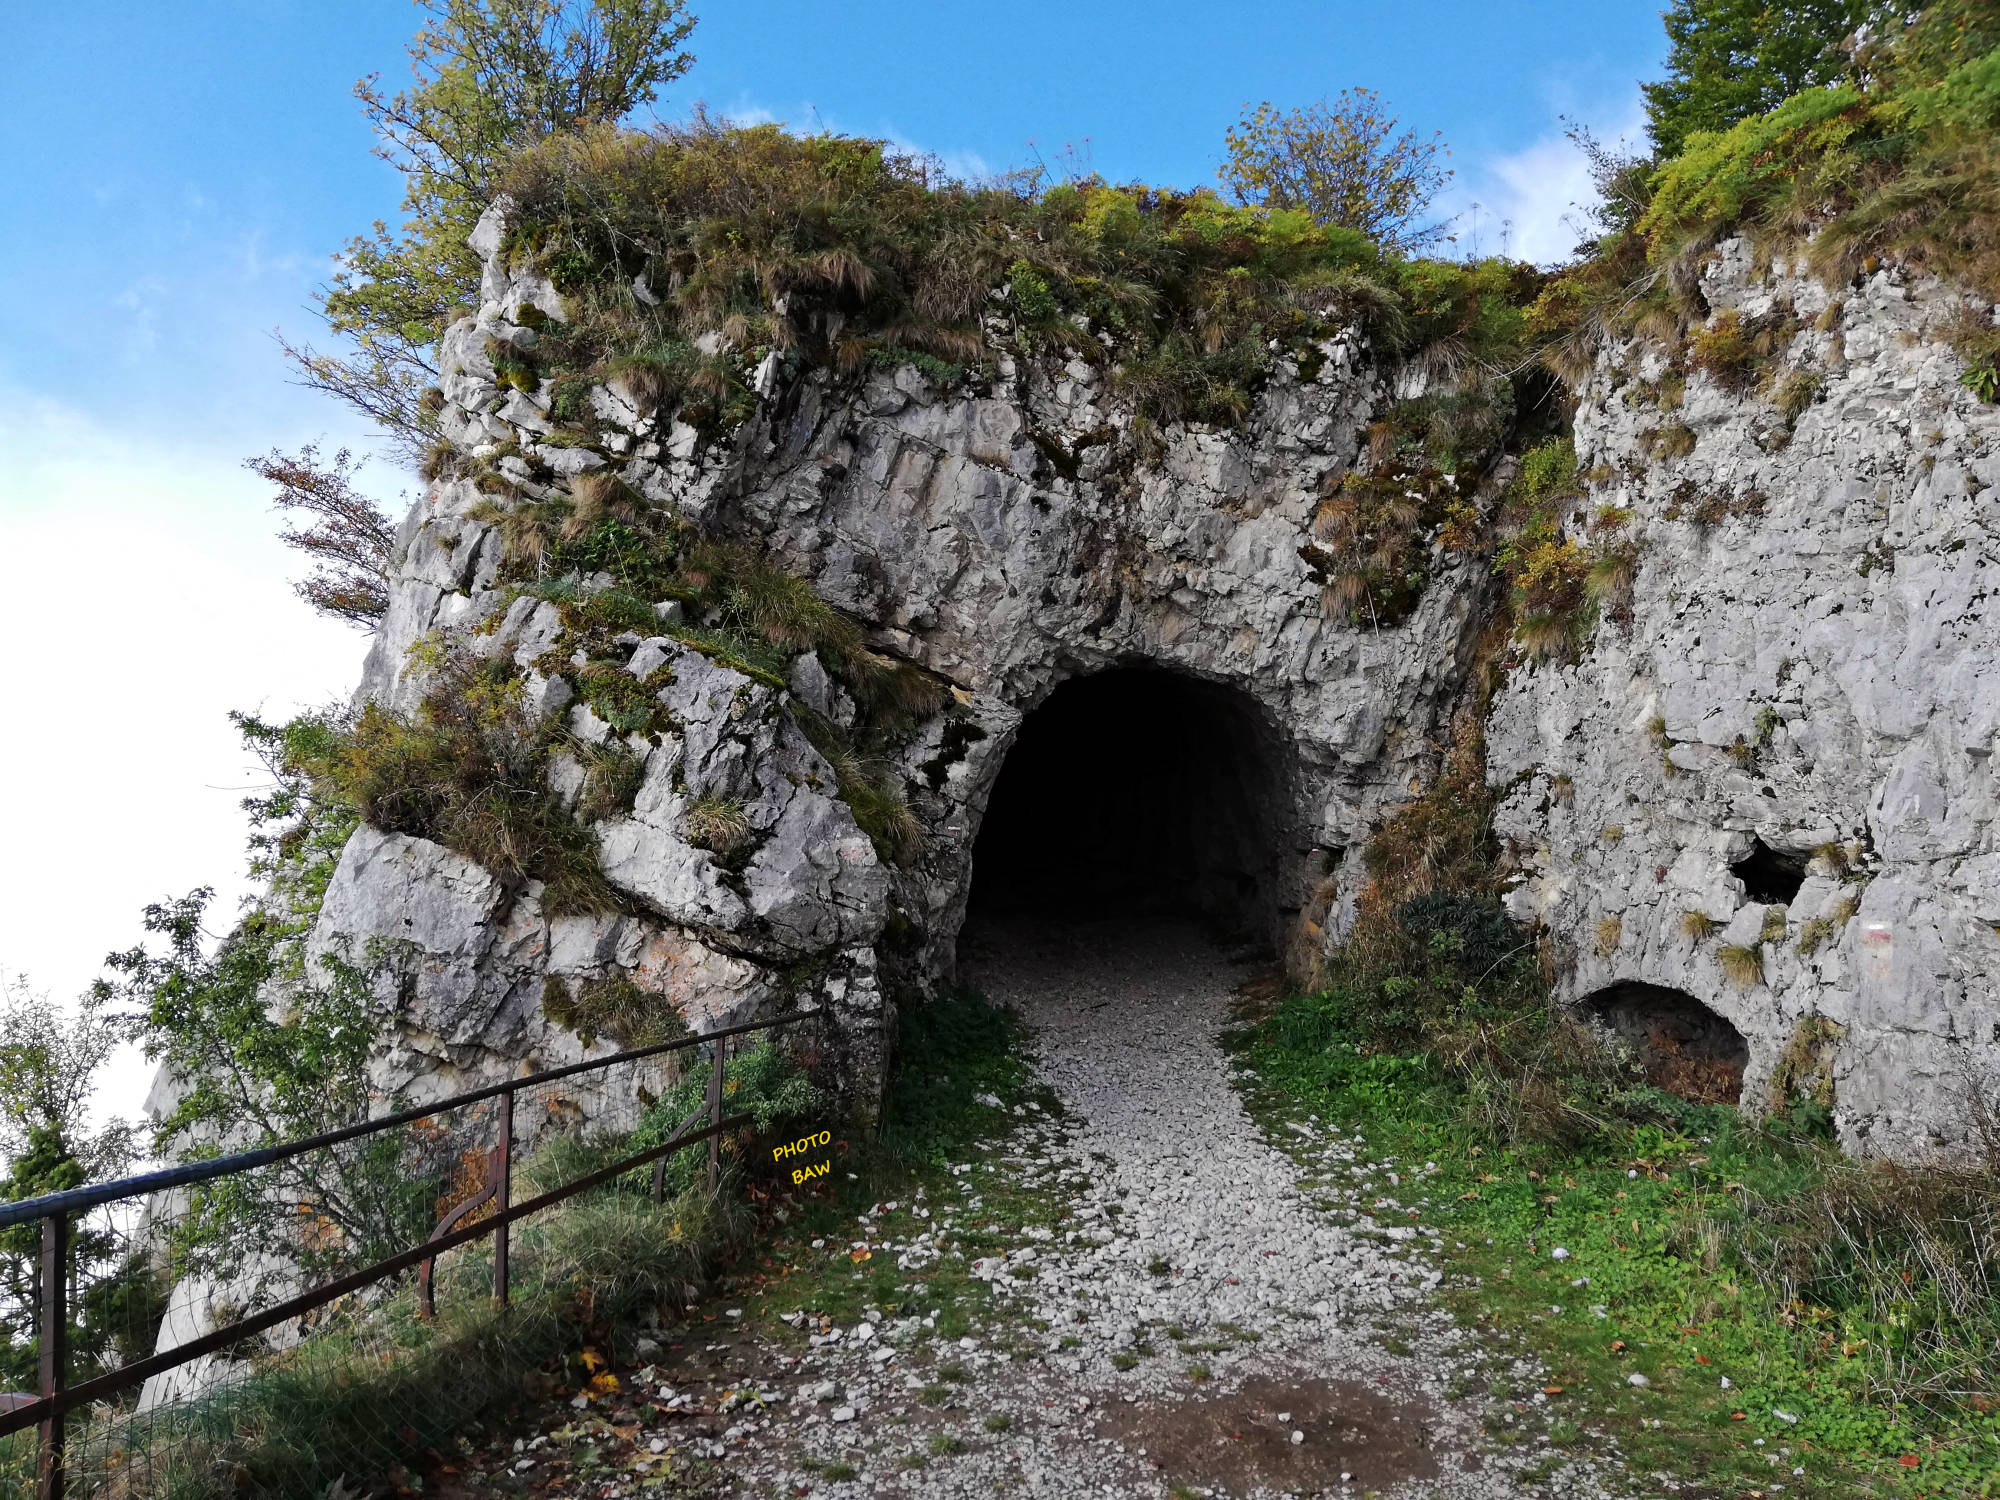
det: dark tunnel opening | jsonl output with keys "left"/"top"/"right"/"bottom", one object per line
{"left": 1587, "top": 980, "right": 1749, "bottom": 1105}
{"left": 964, "top": 667, "right": 1287, "bottom": 947}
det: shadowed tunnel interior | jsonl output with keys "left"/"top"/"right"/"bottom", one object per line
{"left": 965, "top": 667, "right": 1288, "bottom": 944}
{"left": 1587, "top": 980, "right": 1749, "bottom": 1105}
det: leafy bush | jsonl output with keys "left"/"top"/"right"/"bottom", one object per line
{"left": 0, "top": 976, "right": 154, "bottom": 1392}
{"left": 103, "top": 891, "right": 445, "bottom": 1294}
{"left": 1393, "top": 890, "right": 1523, "bottom": 977}
{"left": 626, "top": 1043, "right": 823, "bottom": 1200}
{"left": 1643, "top": 86, "right": 1873, "bottom": 252}
{"left": 1218, "top": 90, "right": 1453, "bottom": 252}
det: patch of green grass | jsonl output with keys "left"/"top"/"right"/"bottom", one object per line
{"left": 821, "top": 1460, "right": 858, "bottom": 1480}
{"left": 1240, "top": 997, "right": 2000, "bottom": 1497}
{"left": 928, "top": 1433, "right": 965, "bottom": 1457}
{"left": 1187, "top": 1363, "right": 1212, "bottom": 1382}
{"left": 1111, "top": 1353, "right": 1138, "bottom": 1371}
{"left": 740, "top": 988, "right": 1078, "bottom": 1354}
{"left": 983, "top": 1413, "right": 1012, "bottom": 1433}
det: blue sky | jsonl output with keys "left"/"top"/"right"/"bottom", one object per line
{"left": 0, "top": 0, "right": 1667, "bottom": 1103}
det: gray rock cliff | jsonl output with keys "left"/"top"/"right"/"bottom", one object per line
{"left": 314, "top": 205, "right": 1996, "bottom": 1155}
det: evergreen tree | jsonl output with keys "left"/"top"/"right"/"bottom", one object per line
{"left": 1643, "top": 0, "right": 1872, "bottom": 158}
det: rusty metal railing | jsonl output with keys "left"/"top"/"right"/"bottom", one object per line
{"left": 0, "top": 1007, "right": 818, "bottom": 1498}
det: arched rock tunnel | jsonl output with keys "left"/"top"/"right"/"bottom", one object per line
{"left": 1586, "top": 980, "right": 1749, "bottom": 1105}
{"left": 962, "top": 666, "right": 1294, "bottom": 947}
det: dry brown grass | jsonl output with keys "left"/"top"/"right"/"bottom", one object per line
{"left": 1717, "top": 942, "right": 1764, "bottom": 988}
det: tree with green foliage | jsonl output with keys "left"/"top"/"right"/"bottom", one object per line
{"left": 96, "top": 711, "right": 450, "bottom": 1294}
{"left": 101, "top": 890, "right": 444, "bottom": 1293}
{"left": 283, "top": 0, "right": 698, "bottom": 457}
{"left": 1219, "top": 90, "right": 1452, "bottom": 254}
{"left": 0, "top": 974, "right": 142, "bottom": 1392}
{"left": 1643, "top": 0, "right": 1872, "bottom": 159}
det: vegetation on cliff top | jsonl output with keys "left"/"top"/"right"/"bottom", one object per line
{"left": 1535, "top": 0, "right": 2000, "bottom": 400}
{"left": 491, "top": 111, "right": 1536, "bottom": 439}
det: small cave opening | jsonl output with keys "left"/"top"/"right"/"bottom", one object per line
{"left": 1732, "top": 837, "right": 1807, "bottom": 905}
{"left": 964, "top": 666, "right": 1288, "bottom": 947}
{"left": 1587, "top": 980, "right": 1749, "bottom": 1105}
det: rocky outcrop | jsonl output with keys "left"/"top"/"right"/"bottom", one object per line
{"left": 316, "top": 203, "right": 1997, "bottom": 1157}
{"left": 1489, "top": 240, "right": 2000, "bottom": 1155}
{"left": 321, "top": 200, "right": 1490, "bottom": 1127}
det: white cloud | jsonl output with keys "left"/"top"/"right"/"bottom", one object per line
{"left": 685, "top": 96, "right": 1002, "bottom": 186}
{"left": 0, "top": 394, "right": 366, "bottom": 1120}
{"left": 1440, "top": 95, "right": 1649, "bottom": 267}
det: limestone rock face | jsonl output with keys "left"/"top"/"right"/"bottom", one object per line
{"left": 1488, "top": 240, "right": 2000, "bottom": 1156}
{"left": 316, "top": 206, "right": 1995, "bottom": 1156}
{"left": 329, "top": 199, "right": 1486, "bottom": 1125}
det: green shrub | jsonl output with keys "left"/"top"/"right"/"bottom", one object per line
{"left": 1643, "top": 87, "right": 1873, "bottom": 252}
{"left": 331, "top": 650, "right": 617, "bottom": 915}
{"left": 617, "top": 1042, "right": 822, "bottom": 1202}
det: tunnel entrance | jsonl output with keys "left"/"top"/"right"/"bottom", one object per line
{"left": 1586, "top": 980, "right": 1749, "bottom": 1105}
{"left": 965, "top": 667, "right": 1287, "bottom": 945}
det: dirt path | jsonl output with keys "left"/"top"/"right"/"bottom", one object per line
{"left": 443, "top": 921, "right": 1615, "bottom": 1499}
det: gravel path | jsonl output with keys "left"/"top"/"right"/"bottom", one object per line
{"left": 975, "top": 919, "right": 1421, "bottom": 1345}
{"left": 450, "top": 920, "right": 1623, "bottom": 1498}
{"left": 907, "top": 916, "right": 1611, "bottom": 1499}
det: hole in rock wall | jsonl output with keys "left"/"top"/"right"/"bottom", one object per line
{"left": 1586, "top": 980, "right": 1748, "bottom": 1105}
{"left": 965, "top": 666, "right": 1288, "bottom": 947}
{"left": 1732, "top": 838, "right": 1806, "bottom": 905}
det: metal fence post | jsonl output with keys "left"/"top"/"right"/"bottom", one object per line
{"left": 493, "top": 1087, "right": 513, "bottom": 1309}
{"left": 38, "top": 1213, "right": 67, "bottom": 1500}
{"left": 706, "top": 1039, "right": 724, "bottom": 1195}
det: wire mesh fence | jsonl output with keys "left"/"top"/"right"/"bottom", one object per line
{"left": 0, "top": 1010, "right": 818, "bottom": 1498}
